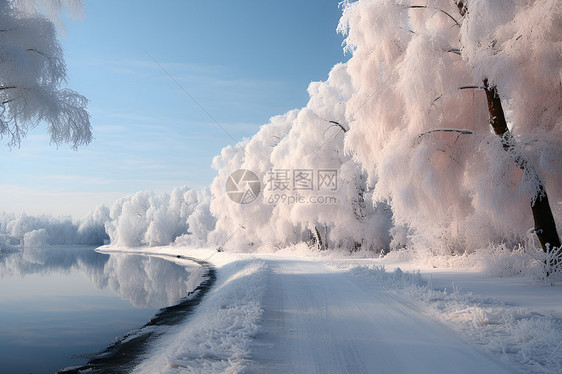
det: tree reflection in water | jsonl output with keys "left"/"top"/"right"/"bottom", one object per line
{"left": 0, "top": 246, "right": 211, "bottom": 374}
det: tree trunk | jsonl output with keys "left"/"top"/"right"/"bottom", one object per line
{"left": 483, "top": 80, "right": 561, "bottom": 270}
{"left": 453, "top": 1, "right": 560, "bottom": 271}
{"left": 312, "top": 225, "right": 327, "bottom": 251}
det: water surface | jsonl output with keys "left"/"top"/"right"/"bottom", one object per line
{"left": 0, "top": 246, "right": 203, "bottom": 374}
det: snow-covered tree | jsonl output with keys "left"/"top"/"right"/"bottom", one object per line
{"left": 208, "top": 63, "right": 392, "bottom": 253}
{"left": 0, "top": 0, "right": 91, "bottom": 148}
{"left": 77, "top": 205, "right": 110, "bottom": 245}
{"left": 104, "top": 187, "right": 215, "bottom": 248}
{"left": 339, "top": 0, "right": 561, "bottom": 262}
{"left": 457, "top": 0, "right": 560, "bottom": 265}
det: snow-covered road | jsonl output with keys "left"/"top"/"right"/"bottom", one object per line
{"left": 114, "top": 247, "right": 555, "bottom": 373}
{"left": 246, "top": 259, "right": 516, "bottom": 374}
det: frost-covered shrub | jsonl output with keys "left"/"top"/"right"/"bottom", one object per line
{"left": 22, "top": 229, "right": 49, "bottom": 264}
{"left": 476, "top": 244, "right": 538, "bottom": 278}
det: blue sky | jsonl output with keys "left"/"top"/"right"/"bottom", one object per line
{"left": 0, "top": 1, "right": 346, "bottom": 218}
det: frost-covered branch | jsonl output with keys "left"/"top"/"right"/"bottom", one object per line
{"left": 323, "top": 120, "right": 348, "bottom": 136}
{"left": 418, "top": 128, "right": 473, "bottom": 138}
{"left": 408, "top": 5, "right": 461, "bottom": 27}
{"left": 0, "top": 0, "right": 91, "bottom": 148}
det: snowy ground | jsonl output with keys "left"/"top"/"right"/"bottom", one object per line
{"left": 99, "top": 246, "right": 562, "bottom": 374}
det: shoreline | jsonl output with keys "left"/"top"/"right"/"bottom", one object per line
{"left": 58, "top": 250, "right": 216, "bottom": 374}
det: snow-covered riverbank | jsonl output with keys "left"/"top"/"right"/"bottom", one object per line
{"left": 94, "top": 245, "right": 562, "bottom": 374}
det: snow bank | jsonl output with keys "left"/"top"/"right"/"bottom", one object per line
{"left": 133, "top": 259, "right": 267, "bottom": 373}
{"left": 349, "top": 265, "right": 562, "bottom": 374}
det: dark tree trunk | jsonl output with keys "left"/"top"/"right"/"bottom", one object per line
{"left": 483, "top": 81, "right": 560, "bottom": 270}
{"left": 313, "top": 225, "right": 327, "bottom": 251}
{"left": 451, "top": 1, "right": 560, "bottom": 272}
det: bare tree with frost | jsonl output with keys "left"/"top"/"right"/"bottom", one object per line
{"left": 0, "top": 0, "right": 91, "bottom": 149}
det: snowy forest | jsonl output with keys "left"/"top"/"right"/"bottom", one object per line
{"left": 1, "top": 0, "right": 561, "bottom": 276}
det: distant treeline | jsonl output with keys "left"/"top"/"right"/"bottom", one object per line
{"left": 0, "top": 187, "right": 214, "bottom": 248}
